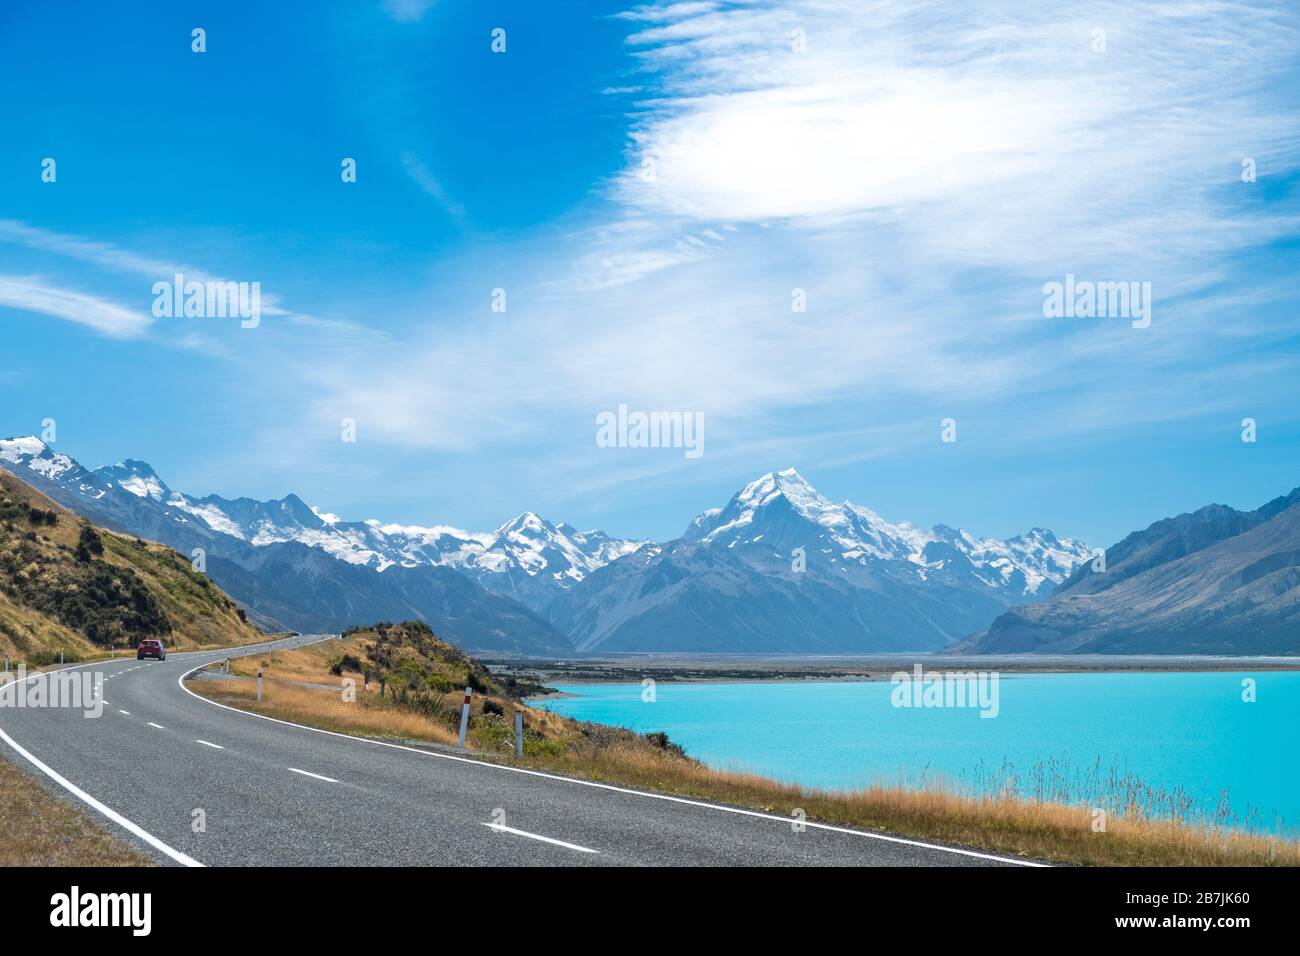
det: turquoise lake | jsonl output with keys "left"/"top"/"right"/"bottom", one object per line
{"left": 534, "top": 671, "right": 1299, "bottom": 833}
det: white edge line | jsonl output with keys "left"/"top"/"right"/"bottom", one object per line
{"left": 288, "top": 767, "right": 338, "bottom": 783}
{"left": 0, "top": 635, "right": 329, "bottom": 869}
{"left": 178, "top": 658, "right": 1047, "bottom": 867}
{"left": 481, "top": 821, "right": 598, "bottom": 853}
{"left": 0, "top": 723, "right": 202, "bottom": 867}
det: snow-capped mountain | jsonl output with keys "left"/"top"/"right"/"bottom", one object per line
{"left": 684, "top": 468, "right": 1089, "bottom": 597}
{"left": 1, "top": 436, "right": 105, "bottom": 497}
{"left": 1, "top": 438, "right": 647, "bottom": 612}
{"left": 549, "top": 468, "right": 1092, "bottom": 653}
{"left": 0, "top": 438, "right": 578, "bottom": 653}
{"left": 2, "top": 438, "right": 1092, "bottom": 654}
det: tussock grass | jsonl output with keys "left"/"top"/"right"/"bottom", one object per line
{"left": 201, "top": 674, "right": 462, "bottom": 746}
{"left": 0, "top": 752, "right": 154, "bottom": 866}
{"left": 526, "top": 743, "right": 1299, "bottom": 867}
{"left": 190, "top": 639, "right": 1300, "bottom": 867}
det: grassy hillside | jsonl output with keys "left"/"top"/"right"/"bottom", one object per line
{"left": 190, "top": 620, "right": 1298, "bottom": 867}
{"left": 0, "top": 469, "right": 266, "bottom": 663}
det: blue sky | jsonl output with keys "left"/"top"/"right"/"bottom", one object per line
{"left": 2, "top": 0, "right": 1299, "bottom": 549}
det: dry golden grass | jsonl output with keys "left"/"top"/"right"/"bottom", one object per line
{"left": 527, "top": 742, "right": 1299, "bottom": 867}
{"left": 199, "top": 674, "right": 462, "bottom": 746}
{"left": 220, "top": 639, "right": 358, "bottom": 686}
{"left": 188, "top": 650, "right": 1300, "bottom": 867}
{"left": 0, "top": 751, "right": 154, "bottom": 866}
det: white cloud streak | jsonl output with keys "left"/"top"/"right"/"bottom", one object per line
{"left": 310, "top": 0, "right": 1300, "bottom": 479}
{"left": 0, "top": 276, "right": 150, "bottom": 338}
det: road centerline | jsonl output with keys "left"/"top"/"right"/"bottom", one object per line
{"left": 481, "top": 822, "right": 599, "bottom": 854}
{"left": 288, "top": 767, "right": 339, "bottom": 783}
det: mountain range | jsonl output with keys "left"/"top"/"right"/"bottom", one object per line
{"left": 548, "top": 469, "right": 1091, "bottom": 652}
{"left": 2, "top": 436, "right": 1102, "bottom": 654}
{"left": 953, "top": 485, "right": 1300, "bottom": 655}
{"left": 0, "top": 438, "right": 575, "bottom": 654}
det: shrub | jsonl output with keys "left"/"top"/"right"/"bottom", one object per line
{"left": 328, "top": 653, "right": 362, "bottom": 676}
{"left": 642, "top": 731, "right": 688, "bottom": 758}
{"left": 75, "top": 526, "right": 104, "bottom": 562}
{"left": 27, "top": 508, "right": 58, "bottom": 527}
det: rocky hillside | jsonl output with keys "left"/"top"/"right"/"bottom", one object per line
{"left": 954, "top": 485, "right": 1300, "bottom": 655}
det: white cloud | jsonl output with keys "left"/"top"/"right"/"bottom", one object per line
{"left": 383, "top": 0, "right": 435, "bottom": 24}
{"left": 0, "top": 276, "right": 150, "bottom": 338}
{"left": 189, "top": 0, "right": 1300, "bottom": 511}
{"left": 615, "top": 0, "right": 1300, "bottom": 275}
{"left": 0, "top": 219, "right": 385, "bottom": 347}
{"left": 401, "top": 151, "right": 465, "bottom": 219}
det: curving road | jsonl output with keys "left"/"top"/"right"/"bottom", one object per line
{"left": 0, "top": 635, "right": 1044, "bottom": 867}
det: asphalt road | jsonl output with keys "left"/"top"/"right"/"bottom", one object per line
{"left": 0, "top": 635, "right": 1043, "bottom": 867}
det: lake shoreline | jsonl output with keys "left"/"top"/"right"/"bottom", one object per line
{"left": 496, "top": 653, "right": 1300, "bottom": 693}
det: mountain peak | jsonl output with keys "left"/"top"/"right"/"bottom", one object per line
{"left": 114, "top": 459, "right": 161, "bottom": 479}
{"left": 495, "top": 511, "right": 552, "bottom": 536}
{"left": 0, "top": 437, "right": 90, "bottom": 485}
{"left": 96, "top": 459, "right": 171, "bottom": 501}
{"left": 737, "top": 467, "right": 821, "bottom": 507}
{"left": 0, "top": 435, "right": 49, "bottom": 460}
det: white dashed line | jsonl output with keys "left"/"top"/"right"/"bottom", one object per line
{"left": 118, "top": 710, "right": 130, "bottom": 716}
{"left": 481, "top": 822, "right": 599, "bottom": 854}
{"left": 288, "top": 767, "right": 339, "bottom": 783}
{"left": 147, "top": 722, "right": 165, "bottom": 730}
{"left": 195, "top": 739, "right": 224, "bottom": 750}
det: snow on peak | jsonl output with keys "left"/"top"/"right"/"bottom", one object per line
{"left": 0, "top": 436, "right": 82, "bottom": 483}
{"left": 0, "top": 436, "right": 48, "bottom": 461}
{"left": 496, "top": 511, "right": 548, "bottom": 536}
{"left": 97, "top": 459, "right": 170, "bottom": 500}
{"left": 737, "top": 468, "right": 817, "bottom": 506}
{"left": 686, "top": 468, "right": 1091, "bottom": 592}
{"left": 695, "top": 468, "right": 847, "bottom": 544}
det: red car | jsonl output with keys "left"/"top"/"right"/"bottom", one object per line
{"left": 137, "top": 639, "right": 166, "bottom": 661}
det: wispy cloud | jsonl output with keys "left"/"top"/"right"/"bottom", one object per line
{"left": 383, "top": 0, "right": 435, "bottom": 24}
{"left": 309, "top": 0, "right": 1300, "bottom": 493}
{"left": 0, "top": 219, "right": 385, "bottom": 348}
{"left": 0, "top": 276, "right": 149, "bottom": 337}
{"left": 401, "top": 151, "right": 466, "bottom": 219}
{"left": 615, "top": 0, "right": 1300, "bottom": 272}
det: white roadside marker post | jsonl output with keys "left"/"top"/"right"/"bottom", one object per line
{"left": 59, "top": 649, "right": 64, "bottom": 665}
{"left": 458, "top": 687, "right": 472, "bottom": 749}
{"left": 514, "top": 710, "right": 524, "bottom": 757}
{"left": 257, "top": 669, "right": 263, "bottom": 704}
